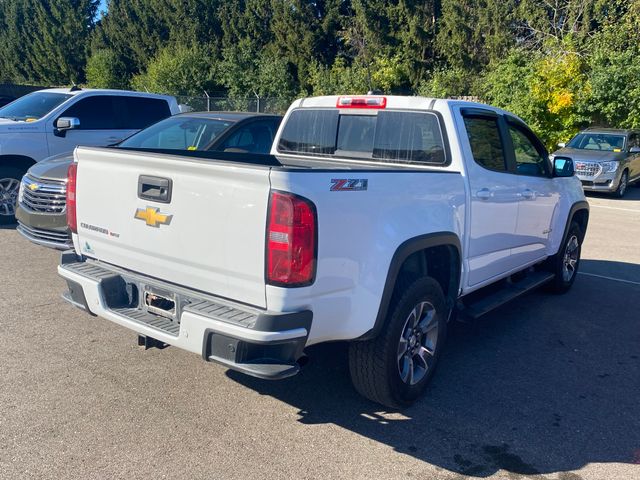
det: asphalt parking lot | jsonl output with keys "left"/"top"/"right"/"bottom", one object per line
{"left": 1, "top": 189, "right": 639, "bottom": 480}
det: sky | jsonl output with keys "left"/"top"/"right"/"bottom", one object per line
{"left": 97, "top": 0, "right": 108, "bottom": 18}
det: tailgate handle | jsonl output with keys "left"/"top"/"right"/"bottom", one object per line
{"left": 138, "top": 175, "right": 172, "bottom": 203}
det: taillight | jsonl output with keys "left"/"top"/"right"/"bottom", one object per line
{"left": 66, "top": 163, "right": 78, "bottom": 234}
{"left": 266, "top": 191, "right": 317, "bottom": 286}
{"left": 336, "top": 96, "right": 387, "bottom": 109}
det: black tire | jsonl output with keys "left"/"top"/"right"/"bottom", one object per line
{"left": 613, "top": 170, "right": 628, "bottom": 198}
{"left": 547, "top": 221, "right": 582, "bottom": 294}
{"left": 349, "top": 276, "right": 448, "bottom": 409}
{"left": 0, "top": 165, "right": 24, "bottom": 225}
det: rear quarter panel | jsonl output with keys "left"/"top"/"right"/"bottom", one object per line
{"left": 267, "top": 169, "right": 466, "bottom": 345}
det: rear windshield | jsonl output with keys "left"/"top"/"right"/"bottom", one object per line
{"left": 277, "top": 109, "right": 447, "bottom": 165}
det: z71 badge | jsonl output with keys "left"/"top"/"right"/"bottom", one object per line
{"left": 135, "top": 207, "right": 173, "bottom": 228}
{"left": 330, "top": 179, "right": 368, "bottom": 191}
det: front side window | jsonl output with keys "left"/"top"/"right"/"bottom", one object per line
{"left": 60, "top": 96, "right": 119, "bottom": 130}
{"left": 463, "top": 116, "right": 507, "bottom": 171}
{"left": 567, "top": 133, "right": 626, "bottom": 152}
{"left": 277, "top": 109, "right": 447, "bottom": 165}
{"left": 119, "top": 116, "right": 235, "bottom": 150}
{"left": 509, "top": 125, "right": 549, "bottom": 177}
{"left": 0, "top": 92, "right": 72, "bottom": 121}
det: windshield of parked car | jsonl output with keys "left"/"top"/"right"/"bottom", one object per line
{"left": 567, "top": 133, "right": 626, "bottom": 152}
{"left": 0, "top": 92, "right": 72, "bottom": 121}
{"left": 118, "top": 116, "right": 235, "bottom": 150}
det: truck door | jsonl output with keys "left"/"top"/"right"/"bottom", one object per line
{"left": 458, "top": 108, "right": 521, "bottom": 287}
{"left": 46, "top": 95, "right": 133, "bottom": 157}
{"left": 504, "top": 118, "right": 559, "bottom": 266}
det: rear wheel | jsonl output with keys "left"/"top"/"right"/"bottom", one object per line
{"left": 349, "top": 276, "right": 448, "bottom": 409}
{"left": 0, "top": 166, "right": 23, "bottom": 225}
{"left": 613, "top": 170, "right": 628, "bottom": 198}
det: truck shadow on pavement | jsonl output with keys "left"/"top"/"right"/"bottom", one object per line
{"left": 227, "top": 272, "right": 640, "bottom": 478}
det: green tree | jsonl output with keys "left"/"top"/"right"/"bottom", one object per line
{"left": 436, "top": 0, "right": 516, "bottom": 72}
{"left": 85, "top": 49, "right": 129, "bottom": 89}
{"left": 131, "top": 44, "right": 219, "bottom": 96}
{"left": 0, "top": 0, "right": 98, "bottom": 84}
{"left": 94, "top": 0, "right": 221, "bottom": 77}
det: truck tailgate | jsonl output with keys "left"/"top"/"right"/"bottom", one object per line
{"left": 73, "top": 147, "right": 271, "bottom": 308}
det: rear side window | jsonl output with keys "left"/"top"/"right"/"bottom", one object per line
{"left": 463, "top": 116, "right": 507, "bottom": 171}
{"left": 277, "top": 109, "right": 447, "bottom": 165}
{"left": 118, "top": 97, "right": 171, "bottom": 129}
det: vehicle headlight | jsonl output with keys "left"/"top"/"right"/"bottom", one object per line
{"left": 601, "top": 161, "right": 619, "bottom": 173}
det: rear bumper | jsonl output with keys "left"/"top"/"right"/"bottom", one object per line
{"left": 58, "top": 252, "right": 312, "bottom": 379}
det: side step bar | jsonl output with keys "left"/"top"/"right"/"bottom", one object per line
{"left": 461, "top": 271, "right": 555, "bottom": 320}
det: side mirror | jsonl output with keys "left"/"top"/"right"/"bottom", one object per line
{"left": 629, "top": 146, "right": 640, "bottom": 153}
{"left": 54, "top": 117, "right": 80, "bottom": 137}
{"left": 557, "top": 142, "right": 566, "bottom": 148}
{"left": 553, "top": 156, "right": 575, "bottom": 177}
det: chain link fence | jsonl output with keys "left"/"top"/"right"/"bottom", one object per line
{"left": 175, "top": 95, "right": 292, "bottom": 114}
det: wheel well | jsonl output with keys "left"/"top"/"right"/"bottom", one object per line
{"left": 397, "top": 245, "right": 460, "bottom": 304}
{"left": 0, "top": 155, "right": 36, "bottom": 174}
{"left": 571, "top": 209, "right": 589, "bottom": 241}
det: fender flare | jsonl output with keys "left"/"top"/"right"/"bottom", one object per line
{"left": 358, "top": 232, "right": 462, "bottom": 341}
{"left": 559, "top": 200, "right": 589, "bottom": 251}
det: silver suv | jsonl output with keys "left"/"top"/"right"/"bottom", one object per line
{"left": 552, "top": 128, "right": 640, "bottom": 197}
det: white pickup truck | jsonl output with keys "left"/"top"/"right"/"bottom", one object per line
{"left": 58, "top": 96, "right": 588, "bottom": 408}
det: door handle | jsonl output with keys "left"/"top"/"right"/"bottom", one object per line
{"left": 107, "top": 136, "right": 122, "bottom": 143}
{"left": 476, "top": 188, "right": 492, "bottom": 200}
{"left": 520, "top": 189, "right": 535, "bottom": 199}
{"left": 138, "top": 175, "right": 173, "bottom": 203}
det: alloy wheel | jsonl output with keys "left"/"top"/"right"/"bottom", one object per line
{"left": 562, "top": 235, "right": 579, "bottom": 282}
{"left": 397, "top": 301, "right": 439, "bottom": 386}
{"left": 0, "top": 177, "right": 20, "bottom": 216}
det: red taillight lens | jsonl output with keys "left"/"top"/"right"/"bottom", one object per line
{"left": 266, "top": 191, "right": 317, "bottom": 286}
{"left": 336, "top": 96, "right": 387, "bottom": 109}
{"left": 66, "top": 163, "right": 78, "bottom": 234}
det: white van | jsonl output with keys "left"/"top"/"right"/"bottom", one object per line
{"left": 0, "top": 88, "right": 179, "bottom": 223}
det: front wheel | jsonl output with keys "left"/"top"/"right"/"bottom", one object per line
{"left": 0, "top": 166, "right": 23, "bottom": 225}
{"left": 349, "top": 277, "right": 448, "bottom": 409}
{"left": 547, "top": 221, "right": 582, "bottom": 293}
{"left": 613, "top": 170, "right": 628, "bottom": 198}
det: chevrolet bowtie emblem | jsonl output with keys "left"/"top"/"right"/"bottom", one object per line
{"left": 28, "top": 183, "right": 39, "bottom": 191}
{"left": 134, "top": 207, "right": 173, "bottom": 228}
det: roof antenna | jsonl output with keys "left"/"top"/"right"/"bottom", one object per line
{"left": 367, "top": 89, "right": 383, "bottom": 95}
{"left": 70, "top": 82, "right": 81, "bottom": 92}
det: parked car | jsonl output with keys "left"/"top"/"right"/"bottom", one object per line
{"left": 552, "top": 127, "right": 640, "bottom": 197}
{"left": 0, "top": 87, "right": 179, "bottom": 224}
{"left": 16, "top": 112, "right": 282, "bottom": 249}
{"left": 58, "top": 95, "right": 588, "bottom": 408}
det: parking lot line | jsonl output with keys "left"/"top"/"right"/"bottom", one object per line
{"left": 579, "top": 271, "right": 640, "bottom": 286}
{"left": 589, "top": 204, "right": 640, "bottom": 213}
